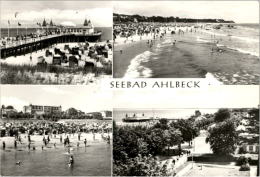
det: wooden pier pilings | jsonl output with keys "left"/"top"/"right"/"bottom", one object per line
{"left": 0, "top": 34, "right": 101, "bottom": 59}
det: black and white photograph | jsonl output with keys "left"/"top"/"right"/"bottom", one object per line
{"left": 0, "top": 1, "right": 112, "bottom": 84}
{"left": 113, "top": 86, "right": 259, "bottom": 176}
{"left": 0, "top": 85, "right": 112, "bottom": 176}
{"left": 113, "top": 1, "right": 260, "bottom": 84}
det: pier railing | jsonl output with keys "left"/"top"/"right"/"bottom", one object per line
{"left": 1, "top": 31, "right": 101, "bottom": 49}
{"left": 0, "top": 32, "right": 102, "bottom": 59}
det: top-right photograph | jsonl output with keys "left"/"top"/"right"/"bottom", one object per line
{"left": 113, "top": 1, "right": 259, "bottom": 85}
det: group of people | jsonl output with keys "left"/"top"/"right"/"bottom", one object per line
{"left": 1, "top": 120, "right": 112, "bottom": 167}
{"left": 1, "top": 120, "right": 112, "bottom": 136}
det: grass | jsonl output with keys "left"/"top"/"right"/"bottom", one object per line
{"left": 0, "top": 62, "right": 112, "bottom": 84}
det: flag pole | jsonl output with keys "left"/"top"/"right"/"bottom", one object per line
{"left": 17, "top": 22, "right": 19, "bottom": 36}
{"left": 7, "top": 21, "right": 10, "bottom": 38}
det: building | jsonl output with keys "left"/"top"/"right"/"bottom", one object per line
{"left": 101, "top": 111, "right": 112, "bottom": 120}
{"left": 45, "top": 18, "right": 95, "bottom": 35}
{"left": 241, "top": 143, "right": 259, "bottom": 153}
{"left": 23, "top": 104, "right": 62, "bottom": 115}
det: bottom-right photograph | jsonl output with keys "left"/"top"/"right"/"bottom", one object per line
{"left": 113, "top": 108, "right": 259, "bottom": 176}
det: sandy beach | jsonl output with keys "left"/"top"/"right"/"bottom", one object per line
{"left": 1, "top": 42, "right": 112, "bottom": 84}
{"left": 114, "top": 26, "right": 260, "bottom": 84}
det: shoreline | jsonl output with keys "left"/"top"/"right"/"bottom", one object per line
{"left": 113, "top": 31, "right": 260, "bottom": 84}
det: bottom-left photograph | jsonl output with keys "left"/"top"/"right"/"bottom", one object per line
{"left": 0, "top": 85, "right": 112, "bottom": 176}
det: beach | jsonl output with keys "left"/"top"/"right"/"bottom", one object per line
{"left": 1, "top": 41, "right": 112, "bottom": 84}
{"left": 0, "top": 119, "right": 112, "bottom": 176}
{"left": 1, "top": 133, "right": 111, "bottom": 176}
{"left": 113, "top": 24, "right": 260, "bottom": 84}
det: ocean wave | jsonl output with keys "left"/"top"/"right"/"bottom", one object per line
{"left": 196, "top": 37, "right": 211, "bottom": 43}
{"left": 123, "top": 51, "right": 153, "bottom": 78}
{"left": 202, "top": 29, "right": 258, "bottom": 43}
{"left": 218, "top": 44, "right": 259, "bottom": 57}
{"left": 229, "top": 47, "right": 259, "bottom": 57}
{"left": 230, "top": 35, "right": 258, "bottom": 43}
{"left": 205, "top": 72, "right": 223, "bottom": 85}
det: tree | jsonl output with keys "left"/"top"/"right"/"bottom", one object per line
{"left": 163, "top": 127, "right": 182, "bottom": 155}
{"left": 153, "top": 118, "right": 169, "bottom": 130}
{"left": 6, "top": 105, "right": 14, "bottom": 109}
{"left": 214, "top": 109, "right": 230, "bottom": 122}
{"left": 113, "top": 154, "right": 170, "bottom": 176}
{"left": 206, "top": 120, "right": 238, "bottom": 155}
{"left": 170, "top": 119, "right": 199, "bottom": 146}
{"left": 146, "top": 128, "right": 167, "bottom": 155}
{"left": 66, "top": 107, "right": 78, "bottom": 116}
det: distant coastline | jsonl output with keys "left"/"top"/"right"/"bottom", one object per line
{"left": 114, "top": 13, "right": 235, "bottom": 23}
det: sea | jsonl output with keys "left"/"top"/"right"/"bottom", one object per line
{"left": 1, "top": 141, "right": 111, "bottom": 176}
{"left": 113, "top": 108, "right": 218, "bottom": 122}
{"left": 114, "top": 23, "right": 259, "bottom": 80}
{"left": 0, "top": 27, "right": 112, "bottom": 41}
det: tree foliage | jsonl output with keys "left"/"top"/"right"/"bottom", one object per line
{"left": 113, "top": 120, "right": 185, "bottom": 176}
{"left": 206, "top": 120, "right": 238, "bottom": 155}
{"left": 214, "top": 109, "right": 231, "bottom": 122}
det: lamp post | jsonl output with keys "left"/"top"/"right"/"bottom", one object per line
{"left": 192, "top": 133, "right": 194, "bottom": 169}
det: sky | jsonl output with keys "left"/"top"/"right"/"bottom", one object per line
{"left": 113, "top": 1, "right": 259, "bottom": 23}
{"left": 0, "top": 1, "right": 112, "bottom": 27}
{"left": 0, "top": 85, "right": 112, "bottom": 113}
{"left": 113, "top": 85, "right": 259, "bottom": 109}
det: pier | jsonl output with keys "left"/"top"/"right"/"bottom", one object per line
{"left": 0, "top": 33, "right": 101, "bottom": 59}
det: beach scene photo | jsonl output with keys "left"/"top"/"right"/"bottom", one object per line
{"left": 113, "top": 1, "right": 259, "bottom": 85}
{"left": 0, "top": 85, "right": 112, "bottom": 176}
{"left": 0, "top": 1, "right": 112, "bottom": 84}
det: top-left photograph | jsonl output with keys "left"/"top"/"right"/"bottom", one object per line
{"left": 0, "top": 1, "right": 112, "bottom": 85}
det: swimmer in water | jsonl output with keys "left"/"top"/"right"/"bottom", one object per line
{"left": 3, "top": 141, "right": 5, "bottom": 150}
{"left": 16, "top": 161, "right": 22, "bottom": 165}
{"left": 68, "top": 155, "right": 74, "bottom": 167}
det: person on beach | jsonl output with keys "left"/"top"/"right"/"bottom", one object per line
{"left": 78, "top": 133, "right": 80, "bottom": 141}
{"left": 28, "top": 143, "right": 31, "bottom": 150}
{"left": 42, "top": 145, "right": 44, "bottom": 151}
{"left": 3, "top": 141, "right": 6, "bottom": 150}
{"left": 28, "top": 134, "right": 31, "bottom": 143}
{"left": 84, "top": 138, "right": 87, "bottom": 147}
{"left": 54, "top": 143, "right": 56, "bottom": 148}
{"left": 14, "top": 140, "right": 17, "bottom": 149}
{"left": 44, "top": 139, "right": 47, "bottom": 146}
{"left": 107, "top": 135, "right": 110, "bottom": 144}
{"left": 60, "top": 135, "right": 62, "bottom": 143}
{"left": 47, "top": 135, "right": 50, "bottom": 143}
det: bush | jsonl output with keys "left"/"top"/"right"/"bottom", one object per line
{"left": 236, "top": 156, "right": 248, "bottom": 166}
